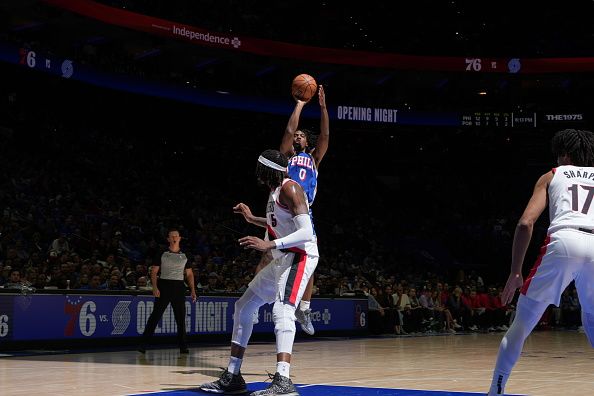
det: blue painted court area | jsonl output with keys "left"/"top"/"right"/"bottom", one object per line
{"left": 128, "top": 382, "right": 512, "bottom": 395}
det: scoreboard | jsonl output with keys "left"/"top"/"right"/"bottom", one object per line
{"left": 460, "top": 112, "right": 537, "bottom": 128}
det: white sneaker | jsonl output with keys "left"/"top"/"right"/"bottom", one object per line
{"left": 252, "top": 310, "right": 259, "bottom": 325}
{"left": 295, "top": 308, "right": 315, "bottom": 335}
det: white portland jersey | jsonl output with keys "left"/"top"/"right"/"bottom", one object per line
{"left": 548, "top": 165, "right": 594, "bottom": 234}
{"left": 266, "top": 179, "right": 318, "bottom": 259}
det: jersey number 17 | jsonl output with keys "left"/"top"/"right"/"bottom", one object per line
{"left": 568, "top": 184, "right": 594, "bottom": 214}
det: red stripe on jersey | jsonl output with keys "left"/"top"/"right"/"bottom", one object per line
{"left": 551, "top": 167, "right": 556, "bottom": 174}
{"left": 289, "top": 253, "right": 307, "bottom": 305}
{"left": 521, "top": 234, "right": 551, "bottom": 295}
{"left": 268, "top": 224, "right": 307, "bottom": 254}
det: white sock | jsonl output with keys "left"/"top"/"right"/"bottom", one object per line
{"left": 276, "top": 361, "right": 290, "bottom": 378}
{"left": 488, "top": 371, "right": 509, "bottom": 395}
{"left": 299, "top": 300, "right": 310, "bottom": 311}
{"left": 227, "top": 356, "right": 242, "bottom": 375}
{"left": 488, "top": 296, "right": 548, "bottom": 395}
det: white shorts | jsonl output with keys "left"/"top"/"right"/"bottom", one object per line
{"left": 521, "top": 228, "right": 594, "bottom": 313}
{"left": 248, "top": 250, "right": 318, "bottom": 306}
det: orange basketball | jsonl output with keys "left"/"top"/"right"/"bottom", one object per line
{"left": 291, "top": 74, "right": 317, "bottom": 101}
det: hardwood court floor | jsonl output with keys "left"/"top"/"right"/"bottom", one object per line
{"left": 1, "top": 331, "right": 593, "bottom": 396}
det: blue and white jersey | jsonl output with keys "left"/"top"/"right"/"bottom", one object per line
{"left": 287, "top": 152, "right": 318, "bottom": 206}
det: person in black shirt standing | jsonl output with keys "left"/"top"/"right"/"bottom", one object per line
{"left": 139, "top": 228, "right": 197, "bottom": 353}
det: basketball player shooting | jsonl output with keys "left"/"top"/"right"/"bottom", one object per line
{"left": 487, "top": 129, "right": 594, "bottom": 395}
{"left": 253, "top": 82, "right": 328, "bottom": 335}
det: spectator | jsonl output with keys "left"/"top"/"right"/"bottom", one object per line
{"left": 376, "top": 285, "right": 398, "bottom": 335}
{"left": 33, "top": 274, "right": 49, "bottom": 289}
{"left": 104, "top": 273, "right": 126, "bottom": 290}
{"left": 393, "top": 285, "right": 411, "bottom": 335}
{"left": 484, "top": 287, "right": 510, "bottom": 331}
{"left": 136, "top": 276, "right": 152, "bottom": 291}
{"left": 80, "top": 275, "right": 103, "bottom": 290}
{"left": 77, "top": 273, "right": 90, "bottom": 289}
{"left": 49, "top": 233, "right": 70, "bottom": 256}
{"left": 406, "top": 287, "right": 425, "bottom": 333}
{"left": 3, "top": 269, "right": 23, "bottom": 289}
{"left": 447, "top": 287, "right": 471, "bottom": 330}
{"left": 435, "top": 282, "right": 449, "bottom": 306}
{"left": 203, "top": 272, "right": 223, "bottom": 293}
{"left": 365, "top": 284, "right": 385, "bottom": 335}
{"left": 432, "top": 290, "right": 456, "bottom": 333}
{"left": 466, "top": 288, "right": 487, "bottom": 331}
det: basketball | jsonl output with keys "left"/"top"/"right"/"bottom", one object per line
{"left": 291, "top": 74, "right": 317, "bottom": 101}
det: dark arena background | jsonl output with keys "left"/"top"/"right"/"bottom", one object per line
{"left": 1, "top": 1, "right": 594, "bottom": 395}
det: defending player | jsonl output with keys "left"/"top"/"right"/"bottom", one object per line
{"left": 200, "top": 149, "right": 318, "bottom": 396}
{"left": 488, "top": 129, "right": 594, "bottom": 395}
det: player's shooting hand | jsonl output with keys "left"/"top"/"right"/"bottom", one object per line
{"left": 239, "top": 236, "right": 275, "bottom": 252}
{"left": 153, "top": 288, "right": 160, "bottom": 298}
{"left": 233, "top": 203, "right": 254, "bottom": 223}
{"left": 501, "top": 273, "right": 523, "bottom": 305}
{"left": 318, "top": 85, "right": 326, "bottom": 108}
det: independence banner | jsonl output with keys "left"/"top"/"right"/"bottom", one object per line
{"left": 42, "top": 0, "right": 594, "bottom": 74}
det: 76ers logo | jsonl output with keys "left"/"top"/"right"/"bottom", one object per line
{"left": 64, "top": 296, "right": 83, "bottom": 336}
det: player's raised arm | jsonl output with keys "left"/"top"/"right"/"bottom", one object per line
{"left": 312, "top": 85, "right": 329, "bottom": 166}
{"left": 281, "top": 100, "right": 307, "bottom": 157}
